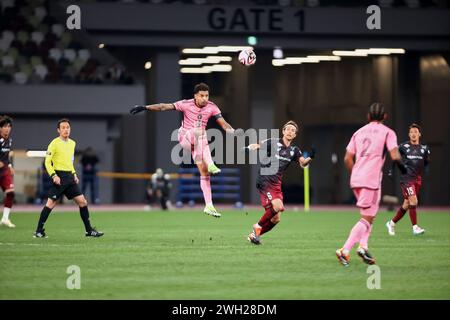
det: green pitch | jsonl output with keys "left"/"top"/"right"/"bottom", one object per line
{"left": 1, "top": 209, "right": 449, "bottom": 300}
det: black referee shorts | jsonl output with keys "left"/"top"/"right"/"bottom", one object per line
{"left": 48, "top": 171, "right": 82, "bottom": 201}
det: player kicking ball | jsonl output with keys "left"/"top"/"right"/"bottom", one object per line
{"left": 336, "top": 103, "right": 407, "bottom": 267}
{"left": 130, "top": 83, "right": 243, "bottom": 218}
{"left": 386, "top": 123, "right": 430, "bottom": 236}
{"left": 34, "top": 119, "right": 104, "bottom": 238}
{"left": 244, "top": 121, "right": 315, "bottom": 245}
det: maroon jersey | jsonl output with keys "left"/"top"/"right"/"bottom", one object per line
{"left": 256, "top": 138, "right": 302, "bottom": 191}
{"left": 399, "top": 141, "right": 430, "bottom": 184}
{"left": 0, "top": 136, "right": 12, "bottom": 171}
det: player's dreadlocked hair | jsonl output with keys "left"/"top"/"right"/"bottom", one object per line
{"left": 0, "top": 115, "right": 13, "bottom": 127}
{"left": 368, "top": 102, "right": 386, "bottom": 121}
{"left": 409, "top": 123, "right": 421, "bottom": 133}
{"left": 194, "top": 83, "right": 210, "bottom": 94}
{"left": 282, "top": 120, "right": 299, "bottom": 133}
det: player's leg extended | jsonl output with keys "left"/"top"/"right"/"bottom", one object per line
{"left": 34, "top": 198, "right": 57, "bottom": 238}
{"left": 387, "top": 199, "right": 409, "bottom": 236}
{"left": 260, "top": 199, "right": 284, "bottom": 236}
{"left": 194, "top": 129, "right": 220, "bottom": 174}
{"left": 73, "top": 195, "right": 103, "bottom": 237}
{"left": 197, "top": 162, "right": 220, "bottom": 218}
{"left": 1, "top": 188, "right": 15, "bottom": 228}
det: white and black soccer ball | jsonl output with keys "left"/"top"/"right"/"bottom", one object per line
{"left": 238, "top": 49, "right": 256, "bottom": 66}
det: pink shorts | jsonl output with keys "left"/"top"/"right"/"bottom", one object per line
{"left": 178, "top": 128, "right": 209, "bottom": 163}
{"left": 352, "top": 187, "right": 381, "bottom": 217}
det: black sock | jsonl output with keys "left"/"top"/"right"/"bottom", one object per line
{"left": 37, "top": 206, "right": 52, "bottom": 232}
{"left": 79, "top": 206, "right": 92, "bottom": 232}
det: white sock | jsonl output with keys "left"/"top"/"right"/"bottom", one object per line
{"left": 2, "top": 207, "right": 11, "bottom": 220}
{"left": 390, "top": 220, "right": 395, "bottom": 226}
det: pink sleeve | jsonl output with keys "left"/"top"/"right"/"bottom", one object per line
{"left": 386, "top": 129, "right": 398, "bottom": 151}
{"left": 212, "top": 105, "right": 221, "bottom": 117}
{"left": 346, "top": 134, "right": 356, "bottom": 154}
{"left": 173, "top": 100, "right": 184, "bottom": 112}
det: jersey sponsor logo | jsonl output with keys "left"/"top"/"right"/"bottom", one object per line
{"left": 420, "top": 149, "right": 425, "bottom": 154}
{"left": 275, "top": 154, "right": 291, "bottom": 162}
{"left": 407, "top": 155, "right": 423, "bottom": 160}
{"left": 404, "top": 143, "right": 410, "bottom": 148}
{"left": 1, "top": 148, "right": 10, "bottom": 152}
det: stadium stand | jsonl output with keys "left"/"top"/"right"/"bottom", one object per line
{"left": 177, "top": 167, "right": 242, "bottom": 207}
{"left": 0, "top": 0, "right": 134, "bottom": 84}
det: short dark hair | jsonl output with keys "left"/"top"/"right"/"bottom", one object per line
{"left": 282, "top": 120, "right": 299, "bottom": 133}
{"left": 57, "top": 118, "right": 70, "bottom": 128}
{"left": 368, "top": 102, "right": 386, "bottom": 121}
{"left": 0, "top": 115, "right": 13, "bottom": 127}
{"left": 194, "top": 83, "right": 209, "bottom": 94}
{"left": 409, "top": 123, "right": 421, "bottom": 133}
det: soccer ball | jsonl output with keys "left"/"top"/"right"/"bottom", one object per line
{"left": 238, "top": 49, "right": 256, "bottom": 66}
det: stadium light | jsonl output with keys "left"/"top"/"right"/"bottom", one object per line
{"left": 332, "top": 50, "right": 368, "bottom": 56}
{"left": 247, "top": 36, "right": 257, "bottom": 46}
{"left": 98, "top": 43, "right": 105, "bottom": 49}
{"left": 272, "top": 59, "right": 285, "bottom": 66}
{"left": 273, "top": 47, "right": 284, "bottom": 59}
{"left": 144, "top": 61, "right": 152, "bottom": 69}
{"left": 180, "top": 67, "right": 211, "bottom": 73}
{"left": 207, "top": 64, "right": 232, "bottom": 72}
{"left": 307, "top": 55, "right": 341, "bottom": 61}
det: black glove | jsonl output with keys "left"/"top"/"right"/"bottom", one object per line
{"left": 130, "top": 105, "right": 147, "bottom": 115}
{"left": 233, "top": 128, "right": 245, "bottom": 136}
{"left": 396, "top": 160, "right": 407, "bottom": 175}
{"left": 308, "top": 147, "right": 316, "bottom": 159}
{"left": 387, "top": 169, "right": 393, "bottom": 180}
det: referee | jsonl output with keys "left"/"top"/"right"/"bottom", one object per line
{"left": 34, "top": 119, "right": 104, "bottom": 238}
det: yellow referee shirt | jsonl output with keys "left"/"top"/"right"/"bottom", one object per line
{"left": 45, "top": 137, "right": 76, "bottom": 177}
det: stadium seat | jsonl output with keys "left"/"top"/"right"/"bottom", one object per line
{"left": 34, "top": 63, "right": 48, "bottom": 79}
{"left": 0, "top": 38, "right": 11, "bottom": 52}
{"left": 51, "top": 24, "right": 64, "bottom": 38}
{"left": 19, "top": 63, "right": 33, "bottom": 76}
{"left": 2, "top": 30, "right": 14, "bottom": 43}
{"left": 63, "top": 48, "right": 76, "bottom": 62}
{"left": 48, "top": 48, "right": 62, "bottom": 61}
{"left": 30, "top": 55, "right": 42, "bottom": 66}
{"left": 2, "top": 54, "right": 14, "bottom": 67}
{"left": 13, "top": 71, "right": 28, "bottom": 84}
{"left": 78, "top": 49, "right": 90, "bottom": 61}
{"left": 60, "top": 32, "right": 72, "bottom": 47}
{"left": 31, "top": 31, "right": 44, "bottom": 45}
{"left": 34, "top": 6, "right": 47, "bottom": 21}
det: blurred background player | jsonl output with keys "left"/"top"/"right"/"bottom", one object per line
{"left": 0, "top": 115, "right": 15, "bottom": 228}
{"left": 33, "top": 119, "right": 104, "bottom": 238}
{"left": 336, "top": 103, "right": 407, "bottom": 267}
{"left": 244, "top": 120, "right": 315, "bottom": 245}
{"left": 130, "top": 82, "right": 243, "bottom": 218}
{"left": 386, "top": 124, "right": 430, "bottom": 236}
{"left": 146, "top": 168, "right": 172, "bottom": 211}
{"left": 80, "top": 146, "right": 100, "bottom": 205}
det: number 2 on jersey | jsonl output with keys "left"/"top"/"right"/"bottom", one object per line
{"left": 361, "top": 138, "right": 372, "bottom": 157}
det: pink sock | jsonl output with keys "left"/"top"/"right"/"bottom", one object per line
{"left": 195, "top": 134, "right": 213, "bottom": 166}
{"left": 343, "top": 219, "right": 370, "bottom": 251}
{"left": 200, "top": 176, "right": 212, "bottom": 204}
{"left": 359, "top": 223, "right": 373, "bottom": 249}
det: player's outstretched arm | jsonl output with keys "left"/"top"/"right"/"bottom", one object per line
{"left": 215, "top": 117, "right": 244, "bottom": 136}
{"left": 130, "top": 103, "right": 175, "bottom": 114}
{"left": 299, "top": 147, "right": 315, "bottom": 167}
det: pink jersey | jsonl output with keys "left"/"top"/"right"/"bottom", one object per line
{"left": 346, "top": 121, "right": 398, "bottom": 189}
{"left": 173, "top": 99, "right": 222, "bottom": 130}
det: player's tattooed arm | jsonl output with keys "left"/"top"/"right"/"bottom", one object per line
{"left": 146, "top": 103, "right": 175, "bottom": 111}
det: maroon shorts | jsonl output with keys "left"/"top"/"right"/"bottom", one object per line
{"left": 0, "top": 169, "right": 14, "bottom": 192}
{"left": 258, "top": 185, "right": 283, "bottom": 208}
{"left": 400, "top": 181, "right": 421, "bottom": 199}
